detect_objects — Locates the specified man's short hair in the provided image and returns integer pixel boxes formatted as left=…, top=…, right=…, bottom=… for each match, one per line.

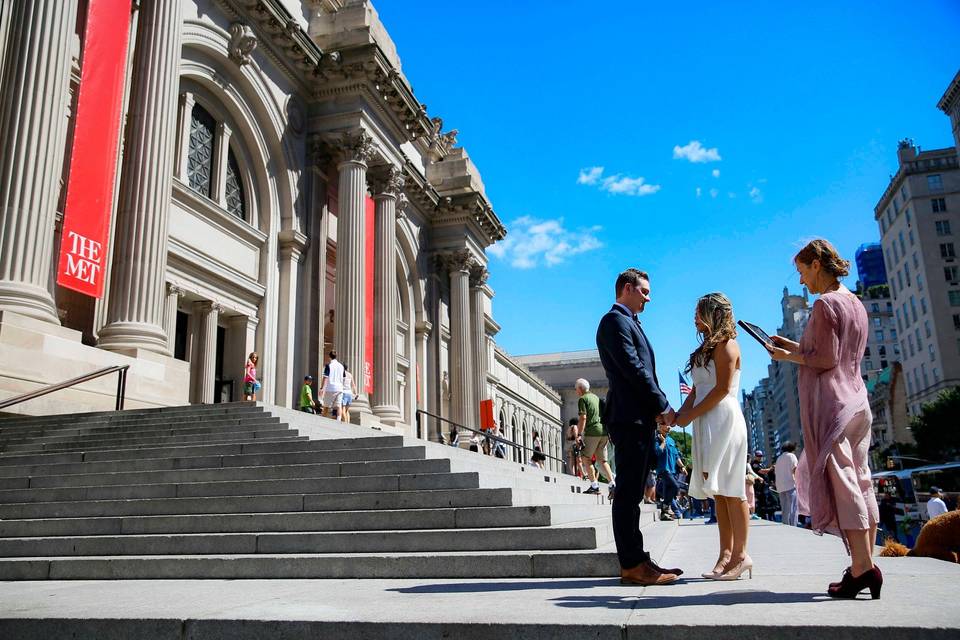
left=781, top=442, right=796, bottom=453
left=328, top=350, right=337, bottom=360
left=568, top=417, right=578, bottom=426
left=615, top=268, right=650, bottom=297
left=575, top=378, right=590, bottom=392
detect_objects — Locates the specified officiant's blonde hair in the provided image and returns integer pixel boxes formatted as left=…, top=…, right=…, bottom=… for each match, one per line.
left=686, top=293, right=737, bottom=373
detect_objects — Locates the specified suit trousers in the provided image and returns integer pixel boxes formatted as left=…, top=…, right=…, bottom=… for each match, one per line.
left=610, top=424, right=656, bottom=569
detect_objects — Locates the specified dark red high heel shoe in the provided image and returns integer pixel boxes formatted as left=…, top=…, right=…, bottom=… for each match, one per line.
left=829, top=567, right=851, bottom=589
left=827, top=565, right=882, bottom=599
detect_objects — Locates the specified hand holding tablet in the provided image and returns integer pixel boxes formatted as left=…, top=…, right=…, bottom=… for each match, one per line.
left=737, top=320, right=774, bottom=349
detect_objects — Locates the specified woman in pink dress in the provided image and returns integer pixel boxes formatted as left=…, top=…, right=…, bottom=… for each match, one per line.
left=767, top=239, right=881, bottom=599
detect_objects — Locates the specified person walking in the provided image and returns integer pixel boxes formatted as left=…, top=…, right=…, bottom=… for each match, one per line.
left=926, top=487, right=948, bottom=520
left=319, top=350, right=345, bottom=420
left=242, top=352, right=259, bottom=401
left=531, top=429, right=547, bottom=468
left=655, top=424, right=682, bottom=520
left=596, top=268, right=682, bottom=586
left=767, top=238, right=882, bottom=599
left=299, top=375, right=317, bottom=413
left=341, top=364, right=358, bottom=423
left=575, top=378, right=614, bottom=495
left=675, top=293, right=752, bottom=581
left=775, top=442, right=800, bottom=526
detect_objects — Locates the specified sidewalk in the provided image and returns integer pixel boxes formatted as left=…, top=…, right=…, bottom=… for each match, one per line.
left=0, top=520, right=957, bottom=639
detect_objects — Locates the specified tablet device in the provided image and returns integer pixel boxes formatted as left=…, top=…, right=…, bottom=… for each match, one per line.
left=737, top=320, right=774, bottom=348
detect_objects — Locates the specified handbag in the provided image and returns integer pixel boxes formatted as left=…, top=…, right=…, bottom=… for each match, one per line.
left=253, top=380, right=262, bottom=392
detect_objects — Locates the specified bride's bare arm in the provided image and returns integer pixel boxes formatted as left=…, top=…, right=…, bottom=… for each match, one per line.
left=674, top=340, right=739, bottom=427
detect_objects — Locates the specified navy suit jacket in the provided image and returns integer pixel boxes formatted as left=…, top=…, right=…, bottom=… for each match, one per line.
left=595, top=304, right=670, bottom=438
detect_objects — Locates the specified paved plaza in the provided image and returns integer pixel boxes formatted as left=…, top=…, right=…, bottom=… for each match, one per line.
left=1, top=520, right=957, bottom=639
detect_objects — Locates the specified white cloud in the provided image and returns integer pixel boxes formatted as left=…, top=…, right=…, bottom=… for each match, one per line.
left=601, top=175, right=661, bottom=196
left=709, top=188, right=719, bottom=198
left=749, top=186, right=763, bottom=203
left=728, top=192, right=737, bottom=199
left=712, top=169, right=721, bottom=178
left=577, top=166, right=604, bottom=185
left=578, top=166, right=660, bottom=197
left=489, top=216, right=604, bottom=269
left=696, top=187, right=702, bottom=198
left=673, top=140, right=722, bottom=163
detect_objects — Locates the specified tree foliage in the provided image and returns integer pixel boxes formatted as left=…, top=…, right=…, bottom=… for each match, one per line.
left=910, top=386, right=960, bottom=462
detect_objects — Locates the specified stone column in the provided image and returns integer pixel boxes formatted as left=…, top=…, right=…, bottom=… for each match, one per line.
left=192, top=301, right=220, bottom=404
left=211, top=122, right=232, bottom=207
left=228, top=314, right=258, bottom=401
left=332, top=130, right=375, bottom=418
left=276, top=229, right=307, bottom=408
left=173, top=91, right=196, bottom=182
left=0, top=0, right=79, bottom=323
left=163, top=283, right=183, bottom=355
left=469, top=264, right=490, bottom=414
left=415, top=319, right=432, bottom=438
left=98, top=0, right=183, bottom=354
left=440, top=250, right=476, bottom=431
left=369, top=166, right=404, bottom=424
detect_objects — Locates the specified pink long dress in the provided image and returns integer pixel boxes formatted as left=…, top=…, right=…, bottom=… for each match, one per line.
left=794, top=289, right=879, bottom=542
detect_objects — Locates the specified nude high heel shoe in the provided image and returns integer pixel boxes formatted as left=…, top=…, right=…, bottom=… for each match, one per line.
left=712, top=555, right=753, bottom=581
left=702, top=555, right=731, bottom=579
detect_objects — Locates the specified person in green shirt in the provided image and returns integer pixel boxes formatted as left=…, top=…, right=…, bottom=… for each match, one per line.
left=299, top=375, right=317, bottom=413
left=576, top=378, right=614, bottom=495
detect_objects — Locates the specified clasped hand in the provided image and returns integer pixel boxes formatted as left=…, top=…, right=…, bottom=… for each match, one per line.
left=766, top=334, right=799, bottom=361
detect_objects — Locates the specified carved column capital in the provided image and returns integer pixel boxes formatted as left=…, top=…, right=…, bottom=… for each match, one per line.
left=228, top=23, right=258, bottom=66
left=436, top=249, right=473, bottom=274
left=368, top=165, right=405, bottom=198
left=469, top=264, right=489, bottom=288
left=166, top=283, right=184, bottom=297
left=332, top=129, right=377, bottom=166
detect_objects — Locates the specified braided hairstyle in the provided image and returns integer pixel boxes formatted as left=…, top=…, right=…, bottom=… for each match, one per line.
left=685, top=292, right=737, bottom=373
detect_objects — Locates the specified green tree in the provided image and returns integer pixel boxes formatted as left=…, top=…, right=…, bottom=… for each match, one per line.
left=669, top=429, right=693, bottom=468
left=910, top=387, right=960, bottom=462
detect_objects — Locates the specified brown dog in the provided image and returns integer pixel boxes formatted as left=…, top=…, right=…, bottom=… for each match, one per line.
left=880, top=510, right=960, bottom=563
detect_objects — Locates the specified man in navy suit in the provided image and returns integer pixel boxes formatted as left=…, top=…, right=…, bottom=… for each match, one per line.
left=596, top=268, right=683, bottom=585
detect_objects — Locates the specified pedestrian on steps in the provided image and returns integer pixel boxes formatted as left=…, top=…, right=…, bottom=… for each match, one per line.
left=243, top=352, right=260, bottom=401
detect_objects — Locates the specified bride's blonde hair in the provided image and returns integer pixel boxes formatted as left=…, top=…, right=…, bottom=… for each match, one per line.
left=686, top=293, right=737, bottom=373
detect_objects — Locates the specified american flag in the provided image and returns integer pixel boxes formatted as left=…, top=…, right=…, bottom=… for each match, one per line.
left=678, top=371, right=692, bottom=396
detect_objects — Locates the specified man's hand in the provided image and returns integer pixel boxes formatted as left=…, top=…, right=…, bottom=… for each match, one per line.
left=659, top=408, right=676, bottom=426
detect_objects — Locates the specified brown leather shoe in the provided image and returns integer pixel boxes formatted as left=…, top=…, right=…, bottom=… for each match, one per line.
left=620, top=561, right=679, bottom=585
left=648, top=559, right=684, bottom=576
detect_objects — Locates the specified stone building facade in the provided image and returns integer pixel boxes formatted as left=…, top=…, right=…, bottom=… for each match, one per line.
left=0, top=0, right=562, bottom=458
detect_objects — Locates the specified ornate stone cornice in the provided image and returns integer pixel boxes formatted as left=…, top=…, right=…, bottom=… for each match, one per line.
left=395, top=193, right=409, bottom=219
left=435, top=249, right=474, bottom=275
left=368, top=165, right=405, bottom=197
left=434, top=193, right=507, bottom=245
left=323, top=129, right=378, bottom=165
left=425, top=116, right=459, bottom=162
left=228, top=22, right=258, bottom=65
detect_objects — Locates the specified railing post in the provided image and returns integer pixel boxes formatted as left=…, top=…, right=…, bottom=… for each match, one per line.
left=115, top=369, right=123, bottom=411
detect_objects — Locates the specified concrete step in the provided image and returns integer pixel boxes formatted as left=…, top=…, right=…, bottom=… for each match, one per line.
left=0, top=471, right=482, bottom=504
left=0, top=415, right=283, bottom=442
left=8, top=458, right=452, bottom=490
left=0, top=403, right=266, bottom=430
left=0, top=434, right=403, bottom=467
left=0, top=504, right=593, bottom=537
left=0, top=546, right=624, bottom=580
left=1, top=427, right=300, bottom=453
left=0, top=487, right=517, bottom=519
left=0, top=444, right=428, bottom=479
left=0, top=410, right=276, bottom=436
left=0, top=521, right=604, bottom=557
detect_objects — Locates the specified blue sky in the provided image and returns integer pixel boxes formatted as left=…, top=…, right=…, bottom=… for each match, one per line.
left=375, top=1, right=960, bottom=410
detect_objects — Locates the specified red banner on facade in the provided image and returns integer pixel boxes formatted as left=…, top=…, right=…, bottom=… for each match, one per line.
left=364, top=196, right=375, bottom=394
left=480, top=399, right=495, bottom=431
left=57, top=0, right=132, bottom=298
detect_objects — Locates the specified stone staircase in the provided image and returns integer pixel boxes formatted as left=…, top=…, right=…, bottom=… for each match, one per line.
left=0, top=403, right=662, bottom=580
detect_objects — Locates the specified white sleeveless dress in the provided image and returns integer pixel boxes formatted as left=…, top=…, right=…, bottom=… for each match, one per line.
left=687, top=362, right=748, bottom=501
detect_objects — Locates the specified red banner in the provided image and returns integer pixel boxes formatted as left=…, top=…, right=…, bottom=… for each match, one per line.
left=364, top=195, right=375, bottom=394
left=480, top=399, right=495, bottom=431
left=57, top=0, right=132, bottom=298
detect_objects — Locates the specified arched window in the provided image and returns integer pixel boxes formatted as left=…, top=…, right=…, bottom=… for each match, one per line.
left=187, top=104, right=215, bottom=197
left=224, top=149, right=245, bottom=220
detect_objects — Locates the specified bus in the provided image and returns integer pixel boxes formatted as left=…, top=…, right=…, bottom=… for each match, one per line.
left=872, top=462, right=960, bottom=544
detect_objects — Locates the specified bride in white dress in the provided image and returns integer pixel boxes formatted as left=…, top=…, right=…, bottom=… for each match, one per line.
left=674, top=293, right=752, bottom=580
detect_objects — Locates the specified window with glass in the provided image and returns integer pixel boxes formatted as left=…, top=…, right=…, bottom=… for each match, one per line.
left=929, top=344, right=936, bottom=362
left=878, top=345, right=887, bottom=357
left=932, top=198, right=947, bottom=213
left=224, top=150, right=245, bottom=220
left=936, top=220, right=952, bottom=236
left=908, top=333, right=915, bottom=355
left=921, top=297, right=927, bottom=314
left=873, top=317, right=881, bottom=328
left=933, top=367, right=939, bottom=383
left=904, top=263, right=911, bottom=286
left=941, top=243, right=956, bottom=259
left=187, top=104, right=216, bottom=197
left=946, top=266, right=959, bottom=283
left=925, top=320, right=931, bottom=339
left=910, top=296, right=917, bottom=323
left=898, top=270, right=904, bottom=291
left=895, top=308, right=902, bottom=331
left=891, top=328, right=898, bottom=340
left=922, top=363, right=929, bottom=388
left=918, top=274, right=924, bottom=292
left=899, top=231, right=906, bottom=256
left=949, top=290, right=960, bottom=307
left=915, top=328, right=922, bottom=351
left=893, top=343, right=900, bottom=356
left=874, top=330, right=884, bottom=342
left=928, top=174, right=944, bottom=192
left=913, top=252, right=919, bottom=268
left=906, top=208, right=912, bottom=227
left=871, top=303, right=880, bottom=313
left=864, top=359, right=873, bottom=371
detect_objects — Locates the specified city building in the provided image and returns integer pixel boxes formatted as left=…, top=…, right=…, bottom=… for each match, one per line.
left=741, top=377, right=779, bottom=460
left=765, top=287, right=811, bottom=448
left=855, top=243, right=888, bottom=290
left=867, top=363, right=912, bottom=460
left=858, top=284, right=899, bottom=381
left=874, top=137, right=960, bottom=415
left=938, top=69, right=960, bottom=152
left=516, top=349, right=609, bottom=466
left=0, top=1, right=564, bottom=467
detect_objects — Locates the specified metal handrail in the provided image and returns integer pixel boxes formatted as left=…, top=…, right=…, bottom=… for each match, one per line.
left=415, top=408, right=564, bottom=465
left=0, top=365, right=130, bottom=413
